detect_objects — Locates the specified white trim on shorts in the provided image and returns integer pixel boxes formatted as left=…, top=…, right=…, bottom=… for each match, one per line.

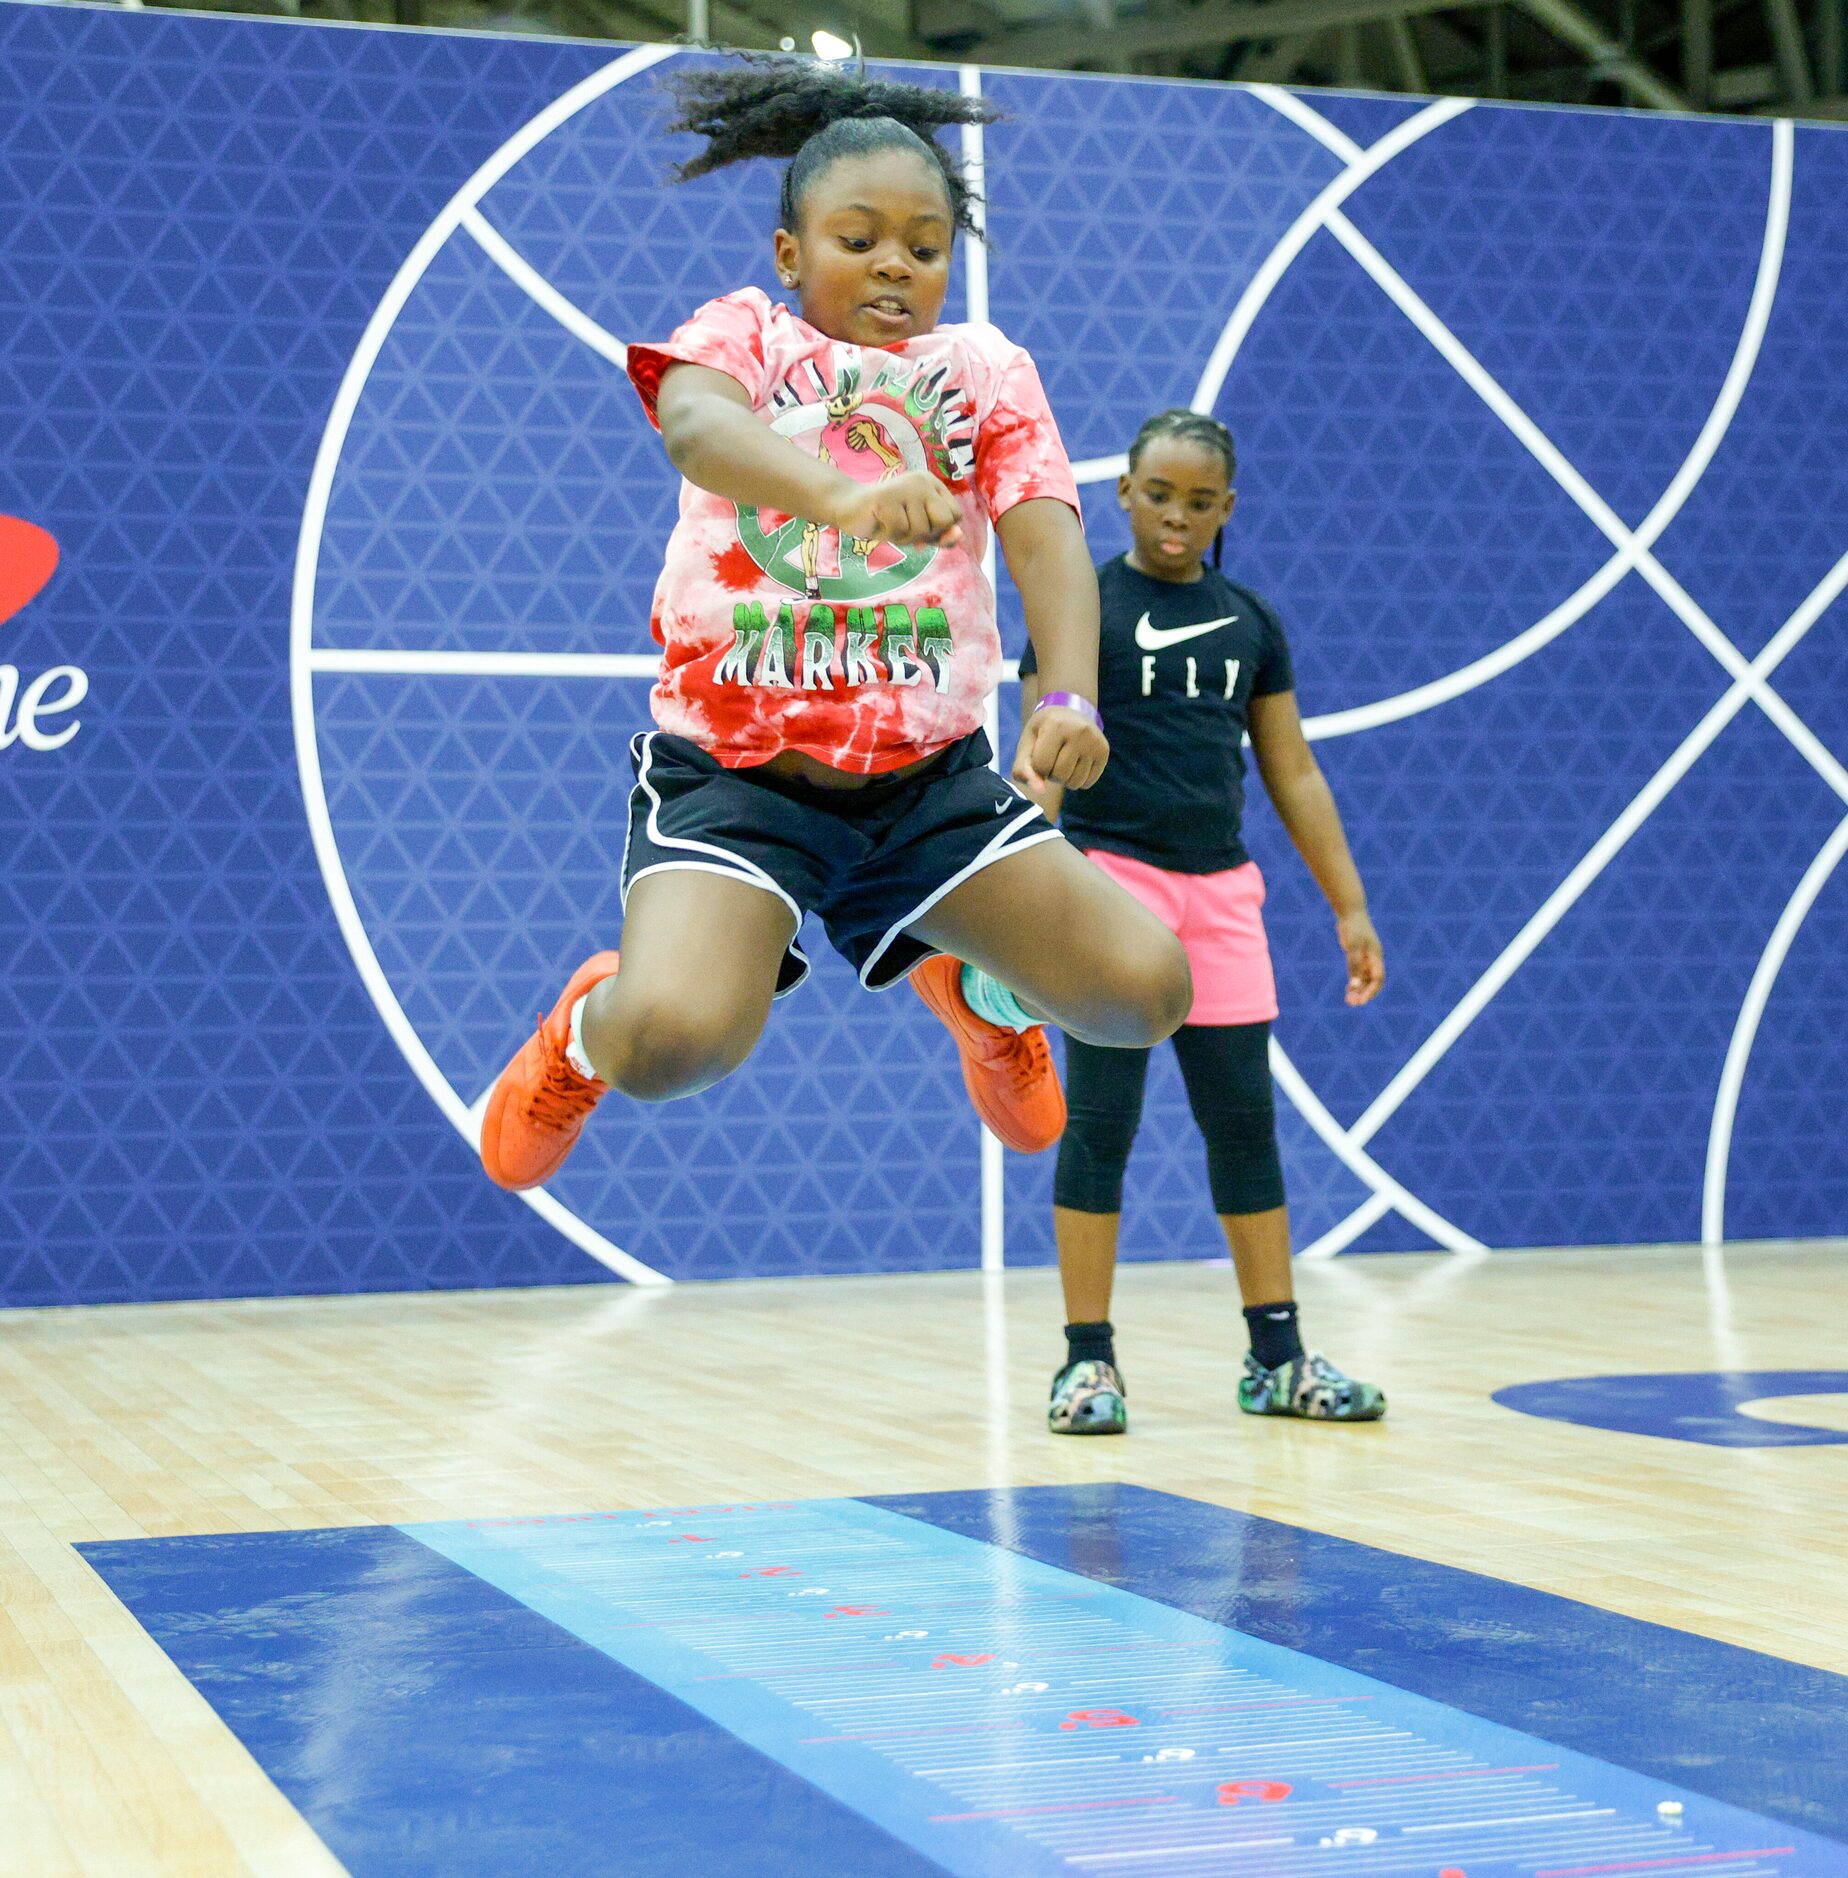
left=857, top=808, right=1065, bottom=991
left=623, top=732, right=811, bottom=997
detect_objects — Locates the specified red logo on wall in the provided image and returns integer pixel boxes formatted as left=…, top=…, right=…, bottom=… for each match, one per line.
left=0, top=516, right=86, bottom=752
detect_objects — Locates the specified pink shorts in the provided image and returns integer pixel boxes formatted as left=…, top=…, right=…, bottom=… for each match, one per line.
left=1086, top=849, right=1279, bottom=1027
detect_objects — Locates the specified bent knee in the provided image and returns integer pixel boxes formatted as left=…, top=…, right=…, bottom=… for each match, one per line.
left=1072, top=935, right=1192, bottom=1047
left=1127, top=936, right=1193, bottom=1044
left=595, top=1003, right=756, bottom=1103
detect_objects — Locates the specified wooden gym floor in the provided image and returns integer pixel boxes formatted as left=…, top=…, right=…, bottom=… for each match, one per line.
left=2, top=1239, right=1844, bottom=1875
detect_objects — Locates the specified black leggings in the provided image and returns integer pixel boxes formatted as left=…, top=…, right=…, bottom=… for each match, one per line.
left=1053, top=1022, right=1286, bottom=1218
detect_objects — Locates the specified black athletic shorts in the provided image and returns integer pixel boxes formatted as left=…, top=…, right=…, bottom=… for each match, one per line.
left=621, top=729, right=1061, bottom=995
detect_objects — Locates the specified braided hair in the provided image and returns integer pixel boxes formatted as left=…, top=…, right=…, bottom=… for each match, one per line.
left=663, top=56, right=998, bottom=237
left=1127, top=408, right=1238, bottom=569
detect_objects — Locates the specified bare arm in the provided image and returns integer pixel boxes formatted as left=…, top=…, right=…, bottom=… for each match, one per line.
left=996, top=498, right=1106, bottom=792
left=1014, top=666, right=1066, bottom=822
left=1248, top=688, right=1384, bottom=1006
left=654, top=362, right=961, bottom=547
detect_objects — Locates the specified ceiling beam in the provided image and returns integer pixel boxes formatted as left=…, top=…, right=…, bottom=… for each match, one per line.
left=1385, top=12, right=1429, bottom=88
left=976, top=0, right=1468, bottom=70
left=1512, top=0, right=1689, bottom=106
left=1233, top=26, right=1327, bottom=77
left=972, top=0, right=1686, bottom=109
left=1762, top=0, right=1814, bottom=103
left=1823, top=0, right=1846, bottom=95
left=1680, top=0, right=1712, bottom=102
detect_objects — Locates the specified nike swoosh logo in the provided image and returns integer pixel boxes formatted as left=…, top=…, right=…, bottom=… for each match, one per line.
left=1133, top=610, right=1237, bottom=652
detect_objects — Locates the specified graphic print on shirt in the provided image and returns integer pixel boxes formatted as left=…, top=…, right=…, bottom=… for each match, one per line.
left=1134, top=607, right=1244, bottom=701
left=631, top=288, right=1080, bottom=772
left=716, top=349, right=979, bottom=701
left=1023, top=557, right=1294, bottom=872
left=1132, top=610, right=1239, bottom=653
left=739, top=351, right=977, bottom=607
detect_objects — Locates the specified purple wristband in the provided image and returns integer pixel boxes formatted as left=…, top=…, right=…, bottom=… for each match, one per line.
left=1032, top=690, right=1104, bottom=733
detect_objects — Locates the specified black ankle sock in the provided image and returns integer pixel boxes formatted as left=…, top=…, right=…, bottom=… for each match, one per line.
left=1243, top=1301, right=1303, bottom=1372
left=1064, top=1320, right=1116, bottom=1371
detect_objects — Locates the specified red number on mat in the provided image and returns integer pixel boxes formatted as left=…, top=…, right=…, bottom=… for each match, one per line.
left=931, top=1653, right=995, bottom=1668
left=1060, top=1709, right=1139, bottom=1730
left=671, top=1534, right=715, bottom=1543
left=826, top=1605, right=887, bottom=1618
left=738, top=1566, right=800, bottom=1577
left=1217, top=1780, right=1292, bottom=1806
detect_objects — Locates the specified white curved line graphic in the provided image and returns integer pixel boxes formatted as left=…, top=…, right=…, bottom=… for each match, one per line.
left=1190, top=95, right=1474, bottom=422
left=311, top=649, right=659, bottom=679
left=1297, top=1189, right=1391, bottom=1262
left=1177, top=93, right=1488, bottom=1256
left=1248, top=83, right=1368, bottom=164
left=1060, top=89, right=1451, bottom=490
left=1063, top=104, right=1797, bottom=769
left=1287, top=110, right=1793, bottom=742
left=1351, top=548, right=1848, bottom=1155
left=960, top=64, right=1010, bottom=1275
left=1703, top=813, right=1848, bottom=1247
left=1269, top=1040, right=1486, bottom=1254
left=463, top=207, right=630, bottom=370
left=291, top=41, right=680, bottom=1287
left=1325, top=168, right=1847, bottom=814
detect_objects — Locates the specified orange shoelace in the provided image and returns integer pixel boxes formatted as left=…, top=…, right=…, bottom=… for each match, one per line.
left=523, top=1022, right=604, bottom=1129
left=1003, top=1028, right=1052, bottom=1094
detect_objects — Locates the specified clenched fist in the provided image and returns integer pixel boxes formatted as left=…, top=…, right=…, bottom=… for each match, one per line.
left=829, top=472, right=963, bottom=549
left=1013, top=705, right=1108, bottom=792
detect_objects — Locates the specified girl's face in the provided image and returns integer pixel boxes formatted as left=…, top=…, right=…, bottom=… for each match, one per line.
left=773, top=148, right=953, bottom=348
left=1118, top=435, right=1236, bottom=582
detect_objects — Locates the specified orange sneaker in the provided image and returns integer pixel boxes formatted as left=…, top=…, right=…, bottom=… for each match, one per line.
left=910, top=953, right=1065, bottom=1154
left=481, top=951, right=621, bottom=1191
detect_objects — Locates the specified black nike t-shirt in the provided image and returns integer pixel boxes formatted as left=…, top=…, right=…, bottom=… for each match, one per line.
left=1020, top=555, right=1295, bottom=874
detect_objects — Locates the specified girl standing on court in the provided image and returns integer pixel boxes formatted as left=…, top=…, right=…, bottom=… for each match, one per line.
left=479, top=60, right=1191, bottom=1196
left=1009, top=409, right=1387, bottom=1432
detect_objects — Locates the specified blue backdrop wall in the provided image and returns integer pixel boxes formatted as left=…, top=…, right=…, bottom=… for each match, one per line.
left=2, top=0, right=1844, bottom=1304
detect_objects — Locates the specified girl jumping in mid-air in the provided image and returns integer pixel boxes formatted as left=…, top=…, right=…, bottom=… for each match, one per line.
left=480, top=59, right=1190, bottom=1196
left=1003, top=409, right=1388, bottom=1432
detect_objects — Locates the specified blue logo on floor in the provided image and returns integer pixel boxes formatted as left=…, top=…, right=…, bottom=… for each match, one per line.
left=1494, top=1370, right=1848, bottom=1446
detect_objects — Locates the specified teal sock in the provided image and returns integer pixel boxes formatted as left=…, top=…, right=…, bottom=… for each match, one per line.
left=960, top=963, right=1037, bottom=1032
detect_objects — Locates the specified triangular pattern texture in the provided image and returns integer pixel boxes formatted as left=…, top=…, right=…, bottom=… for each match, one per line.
left=0, top=7, right=1843, bottom=1308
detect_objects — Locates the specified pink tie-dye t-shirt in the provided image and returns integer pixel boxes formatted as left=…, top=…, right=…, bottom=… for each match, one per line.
left=627, top=287, right=1080, bottom=774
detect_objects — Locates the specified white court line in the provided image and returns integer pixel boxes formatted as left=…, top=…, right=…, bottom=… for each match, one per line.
left=1243, top=99, right=1793, bottom=745
left=461, top=207, right=629, bottom=371
left=1071, top=1839, right=1295, bottom=1866
left=1249, top=82, right=1368, bottom=164
left=1269, top=1043, right=1487, bottom=1254
left=1059, top=92, right=1480, bottom=1256
left=1190, top=97, right=1475, bottom=430
left=1064, top=94, right=1471, bottom=491
left=310, top=648, right=659, bottom=679
left=1253, top=95, right=1798, bottom=1255
left=958, top=67, right=992, bottom=340
left=1326, top=146, right=1848, bottom=1154
left=963, top=65, right=1010, bottom=1277
left=1403, top=1807, right=1613, bottom=1833
left=1164, top=93, right=1488, bottom=1254
left=1068, top=450, right=1130, bottom=484
left=1325, top=194, right=1848, bottom=814
left=1704, top=811, right=1848, bottom=1245
left=291, top=40, right=681, bottom=1288
left=1352, top=550, right=1848, bottom=1153
left=1296, top=1189, right=1392, bottom=1262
